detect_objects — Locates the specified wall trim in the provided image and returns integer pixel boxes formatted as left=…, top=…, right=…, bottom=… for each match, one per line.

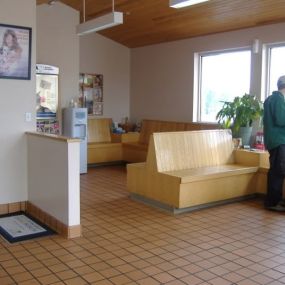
left=0, top=201, right=82, bottom=239
left=0, top=201, right=26, bottom=215
left=26, top=202, right=81, bottom=239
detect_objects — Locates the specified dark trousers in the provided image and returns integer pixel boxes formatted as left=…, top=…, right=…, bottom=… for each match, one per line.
left=265, top=145, right=285, bottom=207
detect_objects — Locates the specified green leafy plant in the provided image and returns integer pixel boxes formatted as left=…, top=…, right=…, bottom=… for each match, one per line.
left=216, top=94, right=263, bottom=134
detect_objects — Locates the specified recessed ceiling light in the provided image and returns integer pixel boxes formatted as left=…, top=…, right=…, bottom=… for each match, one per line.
left=170, top=0, right=209, bottom=9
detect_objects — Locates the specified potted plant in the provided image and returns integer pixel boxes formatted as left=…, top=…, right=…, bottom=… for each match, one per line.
left=216, top=94, right=263, bottom=146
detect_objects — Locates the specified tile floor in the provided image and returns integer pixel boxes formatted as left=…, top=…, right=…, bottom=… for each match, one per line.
left=1, top=165, right=285, bottom=284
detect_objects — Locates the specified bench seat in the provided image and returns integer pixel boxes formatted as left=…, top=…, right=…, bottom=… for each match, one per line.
left=123, top=119, right=219, bottom=162
left=88, top=118, right=123, bottom=164
left=127, top=130, right=269, bottom=212
left=88, top=142, right=122, bottom=164
left=122, top=142, right=148, bottom=150
left=164, top=164, right=258, bottom=183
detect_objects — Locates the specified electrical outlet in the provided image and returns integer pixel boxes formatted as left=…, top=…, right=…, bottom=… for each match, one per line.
left=25, top=112, right=32, bottom=122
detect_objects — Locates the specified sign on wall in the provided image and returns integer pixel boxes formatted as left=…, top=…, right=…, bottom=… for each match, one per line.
left=79, top=73, right=103, bottom=115
left=0, top=23, right=32, bottom=80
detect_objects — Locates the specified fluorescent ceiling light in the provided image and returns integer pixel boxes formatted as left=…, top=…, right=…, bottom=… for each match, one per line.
left=77, top=11, right=123, bottom=36
left=170, top=0, right=209, bottom=8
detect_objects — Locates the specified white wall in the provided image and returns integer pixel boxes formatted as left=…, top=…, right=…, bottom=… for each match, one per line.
left=0, top=0, right=36, bottom=204
left=36, top=3, right=79, bottom=113
left=130, top=22, right=285, bottom=123
left=80, top=33, right=130, bottom=123
left=27, top=135, right=80, bottom=226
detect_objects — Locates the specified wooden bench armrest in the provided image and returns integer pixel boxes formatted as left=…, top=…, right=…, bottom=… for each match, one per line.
left=234, top=149, right=269, bottom=167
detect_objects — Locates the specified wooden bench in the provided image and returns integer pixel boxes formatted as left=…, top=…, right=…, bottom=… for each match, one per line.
left=122, top=119, right=219, bottom=162
left=127, top=129, right=269, bottom=212
left=88, top=118, right=122, bottom=164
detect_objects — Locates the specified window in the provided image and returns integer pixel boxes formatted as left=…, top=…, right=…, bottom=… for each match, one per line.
left=196, top=50, right=251, bottom=122
left=267, top=45, right=285, bottom=96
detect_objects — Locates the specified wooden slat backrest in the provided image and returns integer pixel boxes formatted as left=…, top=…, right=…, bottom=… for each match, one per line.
left=152, top=130, right=234, bottom=172
left=138, top=119, right=219, bottom=145
left=88, top=118, right=112, bottom=143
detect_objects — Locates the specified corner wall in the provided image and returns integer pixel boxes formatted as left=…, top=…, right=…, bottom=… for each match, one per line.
left=130, top=22, right=285, bottom=123
left=80, top=34, right=130, bottom=123
left=0, top=0, right=36, bottom=204
left=36, top=3, right=80, bottom=112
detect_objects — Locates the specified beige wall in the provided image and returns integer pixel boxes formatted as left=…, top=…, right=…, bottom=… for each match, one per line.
left=130, top=22, right=285, bottom=123
left=80, top=33, right=130, bottom=123
left=36, top=3, right=79, bottom=117
left=0, top=0, right=36, bottom=204
left=27, top=135, right=80, bottom=226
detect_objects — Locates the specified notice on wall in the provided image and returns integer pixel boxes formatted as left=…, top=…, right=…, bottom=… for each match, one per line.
left=79, top=73, right=103, bottom=115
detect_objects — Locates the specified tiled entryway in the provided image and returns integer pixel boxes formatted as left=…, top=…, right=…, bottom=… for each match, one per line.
left=1, top=165, right=285, bottom=284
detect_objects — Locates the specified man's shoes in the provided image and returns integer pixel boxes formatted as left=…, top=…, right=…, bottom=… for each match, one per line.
left=265, top=202, right=285, bottom=212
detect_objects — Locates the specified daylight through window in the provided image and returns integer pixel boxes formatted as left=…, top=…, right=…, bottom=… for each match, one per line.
left=198, top=50, right=251, bottom=122
left=268, top=45, right=285, bottom=96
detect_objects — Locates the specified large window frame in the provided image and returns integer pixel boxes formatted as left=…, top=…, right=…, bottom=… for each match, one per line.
left=193, top=48, right=252, bottom=123
left=264, top=42, right=285, bottom=100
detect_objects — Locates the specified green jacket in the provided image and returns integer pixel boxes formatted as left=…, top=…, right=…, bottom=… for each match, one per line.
left=263, top=91, right=285, bottom=150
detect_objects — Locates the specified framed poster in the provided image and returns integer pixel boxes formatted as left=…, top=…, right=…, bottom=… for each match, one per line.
left=93, top=103, right=103, bottom=116
left=0, top=23, right=32, bottom=80
left=79, top=73, right=103, bottom=115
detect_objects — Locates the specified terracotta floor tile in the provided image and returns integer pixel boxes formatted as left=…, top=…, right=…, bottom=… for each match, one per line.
left=208, top=277, right=233, bottom=285
left=223, top=272, right=245, bottom=283
left=55, top=270, right=78, bottom=280
left=99, top=267, right=121, bottom=278
left=2, top=166, right=285, bottom=285
left=91, top=279, right=114, bottom=285
left=30, top=267, right=52, bottom=278
left=153, top=272, right=176, bottom=283
left=181, top=274, right=204, bottom=285
left=168, top=268, right=189, bottom=278
left=64, top=277, right=88, bottom=285
left=109, top=274, right=132, bottom=285
left=37, top=274, right=60, bottom=285
left=82, top=271, right=105, bottom=283
left=142, top=265, right=163, bottom=275
left=0, top=276, right=16, bottom=284
left=12, top=271, right=34, bottom=282
left=194, top=270, right=217, bottom=281
left=237, top=279, right=260, bottom=285
left=74, top=265, right=95, bottom=275
left=250, top=273, right=274, bottom=284
left=165, top=280, right=186, bottom=285
left=125, top=269, right=147, bottom=281
left=18, top=279, right=41, bottom=285
left=137, top=277, right=160, bottom=285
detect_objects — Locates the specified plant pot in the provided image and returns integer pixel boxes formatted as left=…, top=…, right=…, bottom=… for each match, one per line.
left=237, top=126, right=253, bottom=146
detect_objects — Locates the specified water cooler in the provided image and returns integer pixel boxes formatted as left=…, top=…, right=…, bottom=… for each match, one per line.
left=63, top=108, right=88, bottom=174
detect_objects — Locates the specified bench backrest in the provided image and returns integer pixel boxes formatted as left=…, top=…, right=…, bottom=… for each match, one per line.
left=88, top=118, right=112, bottom=143
left=139, top=119, right=219, bottom=145
left=146, top=129, right=234, bottom=172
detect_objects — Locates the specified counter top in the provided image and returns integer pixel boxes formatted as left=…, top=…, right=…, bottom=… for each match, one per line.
left=26, top=132, right=81, bottom=143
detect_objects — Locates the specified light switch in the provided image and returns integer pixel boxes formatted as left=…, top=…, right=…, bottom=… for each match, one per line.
left=25, top=112, right=32, bottom=122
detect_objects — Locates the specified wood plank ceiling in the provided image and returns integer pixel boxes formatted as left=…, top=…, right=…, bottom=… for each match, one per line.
left=37, top=0, right=285, bottom=48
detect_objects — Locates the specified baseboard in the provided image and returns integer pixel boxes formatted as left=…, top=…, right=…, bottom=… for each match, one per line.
left=88, top=160, right=126, bottom=168
left=130, top=193, right=260, bottom=215
left=26, top=202, right=81, bottom=239
left=0, top=201, right=27, bottom=215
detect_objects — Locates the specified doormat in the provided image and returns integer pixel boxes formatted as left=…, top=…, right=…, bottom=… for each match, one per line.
left=0, top=212, right=55, bottom=243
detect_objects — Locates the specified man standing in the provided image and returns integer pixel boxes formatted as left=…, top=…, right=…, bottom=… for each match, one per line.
left=263, top=75, right=285, bottom=211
